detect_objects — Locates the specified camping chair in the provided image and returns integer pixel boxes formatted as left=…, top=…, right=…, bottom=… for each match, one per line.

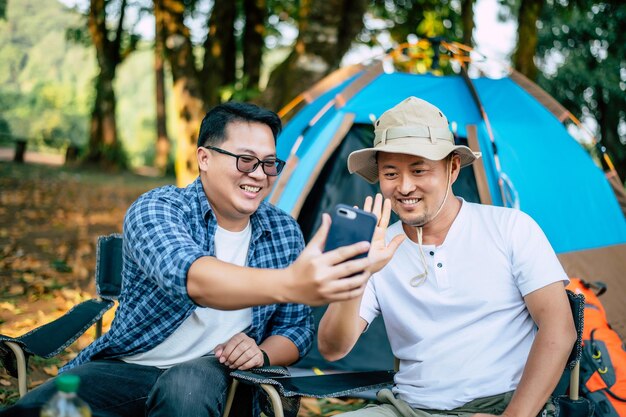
left=225, top=290, right=587, bottom=417
left=0, top=234, right=123, bottom=397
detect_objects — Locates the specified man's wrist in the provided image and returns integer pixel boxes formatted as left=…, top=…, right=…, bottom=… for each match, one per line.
left=274, top=268, right=292, bottom=304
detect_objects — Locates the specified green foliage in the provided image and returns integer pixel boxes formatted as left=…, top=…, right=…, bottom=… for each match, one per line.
left=0, top=0, right=176, bottom=168
left=537, top=1, right=625, bottom=106
left=536, top=0, right=626, bottom=176
left=66, top=25, right=92, bottom=48
left=366, top=0, right=464, bottom=45
left=0, top=0, right=95, bottom=153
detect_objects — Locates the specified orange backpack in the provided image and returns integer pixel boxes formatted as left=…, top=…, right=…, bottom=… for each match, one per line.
left=566, top=278, right=626, bottom=416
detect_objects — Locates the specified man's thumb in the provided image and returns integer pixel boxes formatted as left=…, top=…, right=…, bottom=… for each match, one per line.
left=307, top=213, right=331, bottom=251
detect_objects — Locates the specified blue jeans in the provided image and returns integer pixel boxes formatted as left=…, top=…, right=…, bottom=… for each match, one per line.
left=15, top=357, right=252, bottom=417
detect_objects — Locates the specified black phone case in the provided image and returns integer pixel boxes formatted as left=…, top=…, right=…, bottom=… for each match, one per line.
left=324, top=204, right=377, bottom=259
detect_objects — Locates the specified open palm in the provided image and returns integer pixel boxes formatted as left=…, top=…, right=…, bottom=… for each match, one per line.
left=362, top=194, right=405, bottom=274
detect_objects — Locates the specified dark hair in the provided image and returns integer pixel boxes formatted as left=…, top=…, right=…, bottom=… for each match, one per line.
left=196, top=102, right=282, bottom=148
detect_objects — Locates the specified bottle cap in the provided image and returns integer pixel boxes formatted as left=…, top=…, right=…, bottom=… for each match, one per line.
left=56, top=374, right=80, bottom=393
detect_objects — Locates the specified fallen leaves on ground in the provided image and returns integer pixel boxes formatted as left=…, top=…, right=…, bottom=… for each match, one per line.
left=300, top=398, right=373, bottom=417
left=0, top=162, right=171, bottom=406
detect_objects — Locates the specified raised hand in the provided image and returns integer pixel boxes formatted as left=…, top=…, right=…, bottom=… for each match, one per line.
left=285, top=214, right=373, bottom=306
left=362, top=194, right=405, bottom=274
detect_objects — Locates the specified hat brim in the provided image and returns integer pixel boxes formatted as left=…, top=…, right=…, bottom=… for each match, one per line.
left=347, top=141, right=481, bottom=184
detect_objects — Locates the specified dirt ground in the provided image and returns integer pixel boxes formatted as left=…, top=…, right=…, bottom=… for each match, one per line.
left=0, top=161, right=172, bottom=405
left=0, top=161, right=368, bottom=415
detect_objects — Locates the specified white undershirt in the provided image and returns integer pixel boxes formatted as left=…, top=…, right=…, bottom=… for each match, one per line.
left=122, top=222, right=253, bottom=368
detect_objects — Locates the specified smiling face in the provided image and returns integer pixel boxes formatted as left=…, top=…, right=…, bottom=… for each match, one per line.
left=377, top=152, right=460, bottom=229
left=198, top=121, right=278, bottom=231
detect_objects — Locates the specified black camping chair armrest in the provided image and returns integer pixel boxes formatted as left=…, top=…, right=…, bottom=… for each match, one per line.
left=230, top=368, right=395, bottom=398
left=552, top=290, right=586, bottom=398
left=566, top=290, right=584, bottom=370
left=0, top=299, right=114, bottom=377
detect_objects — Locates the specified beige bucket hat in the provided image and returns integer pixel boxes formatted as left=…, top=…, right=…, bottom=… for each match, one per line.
left=347, top=97, right=481, bottom=183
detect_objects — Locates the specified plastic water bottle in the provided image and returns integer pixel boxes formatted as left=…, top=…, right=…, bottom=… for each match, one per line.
left=40, top=374, right=92, bottom=417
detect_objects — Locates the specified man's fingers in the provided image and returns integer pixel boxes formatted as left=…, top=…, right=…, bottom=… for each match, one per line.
left=388, top=234, right=405, bottom=252
left=334, top=257, right=371, bottom=279
left=216, top=333, right=260, bottom=368
left=214, top=344, right=224, bottom=357
left=218, top=336, right=245, bottom=363
left=307, top=213, right=331, bottom=251
left=363, top=195, right=373, bottom=213
left=231, top=349, right=261, bottom=369
left=227, top=346, right=251, bottom=367
left=320, top=273, right=369, bottom=301
left=379, top=198, right=392, bottom=229
left=236, top=353, right=263, bottom=370
left=372, top=193, right=383, bottom=221
left=323, top=241, right=370, bottom=266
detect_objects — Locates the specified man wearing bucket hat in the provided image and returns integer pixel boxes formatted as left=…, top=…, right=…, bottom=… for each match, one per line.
left=318, top=97, right=576, bottom=417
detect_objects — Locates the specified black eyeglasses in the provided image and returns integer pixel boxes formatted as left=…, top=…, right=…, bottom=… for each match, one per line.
left=204, top=146, right=286, bottom=176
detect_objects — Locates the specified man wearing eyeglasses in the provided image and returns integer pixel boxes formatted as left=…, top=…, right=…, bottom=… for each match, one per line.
left=14, top=102, right=380, bottom=417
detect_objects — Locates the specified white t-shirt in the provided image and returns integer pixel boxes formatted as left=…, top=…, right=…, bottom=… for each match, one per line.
left=122, top=223, right=253, bottom=368
left=359, top=199, right=568, bottom=410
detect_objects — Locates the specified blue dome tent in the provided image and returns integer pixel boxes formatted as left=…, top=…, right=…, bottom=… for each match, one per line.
left=267, top=48, right=626, bottom=371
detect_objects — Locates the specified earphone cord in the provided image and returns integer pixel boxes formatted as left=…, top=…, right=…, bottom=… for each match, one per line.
left=410, top=158, right=452, bottom=287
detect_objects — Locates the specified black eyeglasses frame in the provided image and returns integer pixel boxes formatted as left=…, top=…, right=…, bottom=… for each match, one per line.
left=204, top=146, right=286, bottom=176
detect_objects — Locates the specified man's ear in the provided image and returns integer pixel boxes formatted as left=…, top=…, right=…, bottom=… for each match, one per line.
left=197, top=147, right=210, bottom=172
left=450, top=154, right=462, bottom=184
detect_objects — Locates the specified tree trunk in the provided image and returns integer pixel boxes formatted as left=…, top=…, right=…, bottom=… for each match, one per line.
left=201, top=0, right=237, bottom=107
left=84, top=0, right=126, bottom=168
left=154, top=3, right=170, bottom=175
left=156, top=0, right=205, bottom=187
left=261, top=0, right=367, bottom=111
left=461, top=0, right=475, bottom=47
left=513, top=0, right=542, bottom=80
left=14, top=140, right=26, bottom=163
left=598, top=89, right=626, bottom=183
left=86, top=67, right=120, bottom=166
left=243, top=0, right=266, bottom=92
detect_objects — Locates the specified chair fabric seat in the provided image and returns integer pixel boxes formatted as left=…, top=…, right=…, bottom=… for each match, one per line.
left=0, top=299, right=114, bottom=377
left=231, top=367, right=395, bottom=398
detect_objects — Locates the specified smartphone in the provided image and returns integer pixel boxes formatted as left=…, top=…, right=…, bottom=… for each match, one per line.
left=324, top=204, right=377, bottom=259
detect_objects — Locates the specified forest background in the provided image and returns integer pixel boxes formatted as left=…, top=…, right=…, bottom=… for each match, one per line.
left=1, top=0, right=625, bottom=184
left=0, top=0, right=625, bottom=410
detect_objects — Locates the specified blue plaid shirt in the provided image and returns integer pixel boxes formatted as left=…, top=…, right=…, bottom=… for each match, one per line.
left=63, top=177, right=313, bottom=372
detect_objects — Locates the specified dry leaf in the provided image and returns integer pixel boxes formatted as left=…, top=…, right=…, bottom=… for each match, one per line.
left=43, top=365, right=58, bottom=376
left=0, top=379, right=12, bottom=386
left=8, top=284, right=24, bottom=296
left=30, top=379, right=46, bottom=388
left=0, top=302, right=17, bottom=312
left=22, top=273, right=36, bottom=283
left=300, top=398, right=321, bottom=414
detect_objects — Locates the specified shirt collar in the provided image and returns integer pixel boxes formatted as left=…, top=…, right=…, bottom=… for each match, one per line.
left=250, top=201, right=274, bottom=238
left=193, top=177, right=212, bottom=221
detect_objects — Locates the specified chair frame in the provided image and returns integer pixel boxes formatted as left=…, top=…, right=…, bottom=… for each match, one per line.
left=0, top=234, right=122, bottom=397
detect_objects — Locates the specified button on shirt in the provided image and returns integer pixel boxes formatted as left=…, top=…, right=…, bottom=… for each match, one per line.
left=62, top=177, right=314, bottom=371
